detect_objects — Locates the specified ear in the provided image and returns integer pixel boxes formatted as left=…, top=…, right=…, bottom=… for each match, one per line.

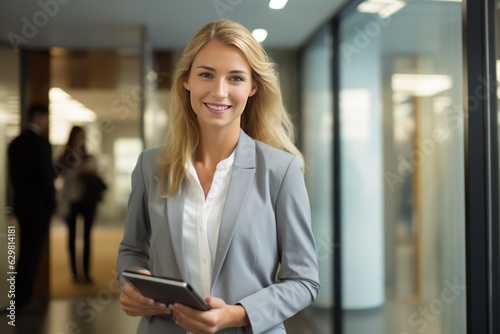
left=183, top=77, right=190, bottom=91
left=249, top=82, right=257, bottom=97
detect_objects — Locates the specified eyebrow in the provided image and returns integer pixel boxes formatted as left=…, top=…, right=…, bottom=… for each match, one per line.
left=195, top=65, right=249, bottom=75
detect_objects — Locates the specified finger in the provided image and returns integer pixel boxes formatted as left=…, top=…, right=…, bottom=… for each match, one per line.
left=124, top=270, right=158, bottom=308
left=170, top=303, right=199, bottom=318
left=170, top=304, right=211, bottom=332
left=120, top=283, right=170, bottom=316
left=137, top=269, right=152, bottom=275
left=122, top=302, right=170, bottom=316
left=121, top=296, right=171, bottom=317
left=120, top=291, right=159, bottom=315
left=123, top=283, right=155, bottom=305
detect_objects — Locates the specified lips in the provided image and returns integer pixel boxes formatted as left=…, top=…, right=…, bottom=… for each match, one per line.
left=204, top=103, right=231, bottom=114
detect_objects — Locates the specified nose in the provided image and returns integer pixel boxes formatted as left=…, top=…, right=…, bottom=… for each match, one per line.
left=211, top=78, right=227, bottom=99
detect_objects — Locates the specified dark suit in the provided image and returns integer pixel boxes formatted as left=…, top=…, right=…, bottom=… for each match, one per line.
left=8, top=127, right=56, bottom=305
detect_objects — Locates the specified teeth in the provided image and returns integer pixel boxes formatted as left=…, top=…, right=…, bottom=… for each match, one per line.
left=207, top=104, right=229, bottom=111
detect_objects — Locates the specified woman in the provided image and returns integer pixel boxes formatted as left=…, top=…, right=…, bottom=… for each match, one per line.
left=117, top=19, right=320, bottom=334
left=59, top=126, right=106, bottom=284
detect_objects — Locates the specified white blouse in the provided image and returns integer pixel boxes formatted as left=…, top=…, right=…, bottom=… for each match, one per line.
left=183, top=151, right=235, bottom=300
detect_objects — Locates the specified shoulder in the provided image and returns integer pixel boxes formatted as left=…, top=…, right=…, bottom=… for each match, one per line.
left=254, top=140, right=302, bottom=170
left=9, top=130, right=31, bottom=145
left=135, top=147, right=162, bottom=173
left=9, top=130, right=43, bottom=154
left=251, top=140, right=304, bottom=186
left=251, top=140, right=305, bottom=205
left=236, top=130, right=302, bottom=175
left=139, top=147, right=162, bottom=163
left=254, top=140, right=295, bottom=161
left=129, top=147, right=162, bottom=190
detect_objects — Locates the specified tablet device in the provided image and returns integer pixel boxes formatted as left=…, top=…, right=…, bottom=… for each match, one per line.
left=122, top=270, right=210, bottom=311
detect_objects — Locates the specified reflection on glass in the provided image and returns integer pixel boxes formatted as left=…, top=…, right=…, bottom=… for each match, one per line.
left=49, top=87, right=97, bottom=145
left=50, top=49, right=142, bottom=227
left=114, top=138, right=142, bottom=219
left=339, top=1, right=466, bottom=333
left=340, top=89, right=372, bottom=140
left=391, top=74, right=452, bottom=96
left=357, top=0, right=407, bottom=19
left=300, top=24, right=334, bottom=333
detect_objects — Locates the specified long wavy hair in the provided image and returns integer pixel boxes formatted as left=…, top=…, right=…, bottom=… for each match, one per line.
left=157, top=19, right=301, bottom=197
left=58, top=126, right=87, bottom=173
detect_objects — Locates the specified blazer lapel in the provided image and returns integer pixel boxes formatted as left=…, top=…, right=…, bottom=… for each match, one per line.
left=165, top=185, right=189, bottom=281
left=212, top=130, right=256, bottom=284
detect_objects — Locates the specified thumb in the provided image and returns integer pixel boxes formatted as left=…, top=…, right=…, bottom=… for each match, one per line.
left=138, top=269, right=151, bottom=275
left=206, top=296, right=226, bottom=309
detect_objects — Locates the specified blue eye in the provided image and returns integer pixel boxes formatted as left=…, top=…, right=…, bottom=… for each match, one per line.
left=230, top=76, right=243, bottom=82
left=200, top=72, right=212, bottom=78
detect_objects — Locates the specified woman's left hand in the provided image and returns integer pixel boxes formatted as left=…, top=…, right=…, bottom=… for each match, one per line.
left=169, top=296, right=249, bottom=334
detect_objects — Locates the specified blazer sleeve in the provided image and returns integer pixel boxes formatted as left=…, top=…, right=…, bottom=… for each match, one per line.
left=238, top=156, right=320, bottom=333
left=116, top=151, right=152, bottom=286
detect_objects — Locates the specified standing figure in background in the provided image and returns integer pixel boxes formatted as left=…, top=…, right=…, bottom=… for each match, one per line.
left=7, top=104, right=56, bottom=312
left=58, top=126, right=106, bottom=284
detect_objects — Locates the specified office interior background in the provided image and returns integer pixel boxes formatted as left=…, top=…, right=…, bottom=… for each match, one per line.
left=0, top=0, right=499, bottom=333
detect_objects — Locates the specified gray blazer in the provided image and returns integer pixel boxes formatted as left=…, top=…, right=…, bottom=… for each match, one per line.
left=117, top=130, right=320, bottom=334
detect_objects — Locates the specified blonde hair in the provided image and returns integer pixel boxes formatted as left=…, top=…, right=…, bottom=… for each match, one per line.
left=157, top=19, right=301, bottom=197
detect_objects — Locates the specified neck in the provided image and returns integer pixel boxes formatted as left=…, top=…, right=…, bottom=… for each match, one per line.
left=195, top=127, right=239, bottom=166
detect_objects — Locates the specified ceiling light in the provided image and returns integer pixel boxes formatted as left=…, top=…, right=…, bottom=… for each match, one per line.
left=357, top=0, right=406, bottom=19
left=379, top=1, right=406, bottom=19
left=252, top=29, right=268, bottom=43
left=269, top=0, right=288, bottom=10
left=357, top=2, right=386, bottom=13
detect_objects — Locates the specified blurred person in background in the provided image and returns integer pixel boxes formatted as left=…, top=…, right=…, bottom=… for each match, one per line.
left=5, top=104, right=56, bottom=313
left=57, top=126, right=106, bottom=284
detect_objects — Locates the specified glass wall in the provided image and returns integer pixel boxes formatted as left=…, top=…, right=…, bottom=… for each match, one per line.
left=50, top=49, right=142, bottom=226
left=338, top=1, right=466, bottom=333
left=301, top=25, right=334, bottom=334
left=48, top=49, right=143, bottom=299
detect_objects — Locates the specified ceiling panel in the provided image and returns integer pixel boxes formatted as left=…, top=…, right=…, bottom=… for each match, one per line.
left=0, top=0, right=345, bottom=50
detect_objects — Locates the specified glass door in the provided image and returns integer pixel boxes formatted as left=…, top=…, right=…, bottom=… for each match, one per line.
left=337, top=1, right=466, bottom=333
left=301, top=24, right=335, bottom=334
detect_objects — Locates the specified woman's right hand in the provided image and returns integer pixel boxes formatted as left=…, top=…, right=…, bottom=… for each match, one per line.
left=120, top=269, right=171, bottom=317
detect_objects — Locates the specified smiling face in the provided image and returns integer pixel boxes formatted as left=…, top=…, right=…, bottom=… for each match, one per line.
left=183, top=39, right=257, bottom=135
